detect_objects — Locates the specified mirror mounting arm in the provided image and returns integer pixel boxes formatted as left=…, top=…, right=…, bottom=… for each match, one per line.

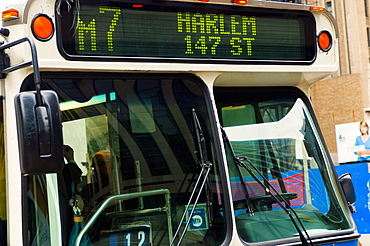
left=1, top=37, right=64, bottom=175
left=0, top=37, right=43, bottom=106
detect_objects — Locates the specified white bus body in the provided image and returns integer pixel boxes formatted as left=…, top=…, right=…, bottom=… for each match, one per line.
left=0, top=0, right=359, bottom=245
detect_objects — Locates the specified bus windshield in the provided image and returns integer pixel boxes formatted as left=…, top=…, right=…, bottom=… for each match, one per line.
left=214, top=87, right=353, bottom=244
left=22, top=74, right=228, bottom=246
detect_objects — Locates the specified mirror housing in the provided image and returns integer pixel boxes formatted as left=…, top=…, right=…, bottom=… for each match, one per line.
left=15, top=90, right=64, bottom=175
left=338, top=173, right=356, bottom=213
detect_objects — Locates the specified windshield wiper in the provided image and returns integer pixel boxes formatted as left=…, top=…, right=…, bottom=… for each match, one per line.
left=192, top=108, right=214, bottom=226
left=221, top=128, right=255, bottom=216
left=170, top=109, right=213, bottom=246
left=221, top=127, right=314, bottom=246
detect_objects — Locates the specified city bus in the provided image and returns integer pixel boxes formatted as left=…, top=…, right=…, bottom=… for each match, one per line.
left=0, top=0, right=361, bottom=245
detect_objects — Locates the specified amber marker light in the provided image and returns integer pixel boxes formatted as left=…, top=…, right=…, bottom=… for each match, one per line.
left=318, top=31, right=332, bottom=52
left=311, top=6, right=325, bottom=11
left=31, top=14, right=54, bottom=41
left=2, top=8, right=19, bottom=21
left=234, top=0, right=247, bottom=4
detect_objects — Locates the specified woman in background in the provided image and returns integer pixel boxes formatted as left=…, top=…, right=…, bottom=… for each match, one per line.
left=355, top=121, right=370, bottom=161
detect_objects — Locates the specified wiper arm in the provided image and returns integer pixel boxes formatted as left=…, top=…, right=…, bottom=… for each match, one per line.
left=192, top=108, right=214, bottom=226
left=222, top=127, right=314, bottom=246
left=221, top=128, right=254, bottom=216
left=170, top=109, right=213, bottom=246
left=170, top=161, right=212, bottom=246
left=236, top=156, right=313, bottom=246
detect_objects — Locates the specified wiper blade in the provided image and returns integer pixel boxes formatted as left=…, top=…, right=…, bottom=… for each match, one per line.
left=192, top=108, right=213, bottom=222
left=193, top=108, right=207, bottom=164
left=237, top=156, right=313, bottom=246
left=221, top=128, right=254, bottom=216
left=222, top=127, right=314, bottom=246
left=170, top=109, right=213, bottom=246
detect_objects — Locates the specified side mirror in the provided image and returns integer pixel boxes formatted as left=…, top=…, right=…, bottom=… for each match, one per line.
left=338, top=173, right=356, bottom=213
left=15, top=90, right=64, bottom=175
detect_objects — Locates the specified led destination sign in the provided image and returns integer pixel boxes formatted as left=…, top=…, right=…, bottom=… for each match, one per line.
left=59, top=1, right=316, bottom=63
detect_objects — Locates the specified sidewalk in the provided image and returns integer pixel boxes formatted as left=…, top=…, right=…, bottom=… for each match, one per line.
left=360, top=234, right=370, bottom=245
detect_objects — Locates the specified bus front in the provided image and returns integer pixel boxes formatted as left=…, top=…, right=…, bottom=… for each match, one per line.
left=0, top=0, right=360, bottom=245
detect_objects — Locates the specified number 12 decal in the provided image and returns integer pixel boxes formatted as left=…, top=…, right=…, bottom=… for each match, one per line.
left=124, top=231, right=146, bottom=246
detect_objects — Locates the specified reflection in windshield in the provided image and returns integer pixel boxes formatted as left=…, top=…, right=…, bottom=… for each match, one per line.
left=24, top=75, right=228, bottom=246
left=214, top=87, right=352, bottom=244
